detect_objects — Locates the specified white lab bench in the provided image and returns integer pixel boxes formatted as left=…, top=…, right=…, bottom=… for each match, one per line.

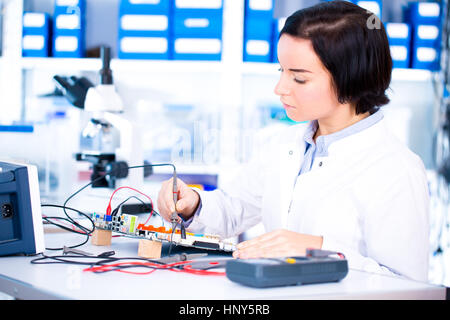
left=0, top=230, right=446, bottom=300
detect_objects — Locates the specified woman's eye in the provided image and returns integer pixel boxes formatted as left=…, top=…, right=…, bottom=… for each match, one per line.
left=278, top=67, right=306, bottom=83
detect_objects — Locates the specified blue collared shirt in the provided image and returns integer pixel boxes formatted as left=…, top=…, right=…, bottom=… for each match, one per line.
left=299, top=110, right=384, bottom=175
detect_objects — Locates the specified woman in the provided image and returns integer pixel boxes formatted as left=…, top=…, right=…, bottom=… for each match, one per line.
left=157, top=1, right=429, bottom=282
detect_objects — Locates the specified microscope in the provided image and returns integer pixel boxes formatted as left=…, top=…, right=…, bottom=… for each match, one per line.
left=54, top=46, right=147, bottom=189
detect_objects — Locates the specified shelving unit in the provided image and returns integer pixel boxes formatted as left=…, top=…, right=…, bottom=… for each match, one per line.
left=0, top=0, right=440, bottom=178
left=18, top=57, right=227, bottom=73
left=11, top=56, right=435, bottom=81
left=1, top=0, right=248, bottom=180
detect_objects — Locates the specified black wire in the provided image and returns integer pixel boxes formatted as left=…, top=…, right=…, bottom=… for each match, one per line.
left=42, top=216, right=88, bottom=235
left=42, top=204, right=94, bottom=233
left=62, top=174, right=105, bottom=218
left=43, top=163, right=176, bottom=251
left=42, top=175, right=108, bottom=250
left=62, top=163, right=175, bottom=216
left=41, top=204, right=96, bottom=250
left=31, top=253, right=109, bottom=266
left=111, top=195, right=147, bottom=216
left=112, top=195, right=164, bottom=226
left=167, top=220, right=180, bottom=257
left=150, top=209, right=165, bottom=227
left=128, top=163, right=176, bottom=172
left=30, top=252, right=172, bottom=274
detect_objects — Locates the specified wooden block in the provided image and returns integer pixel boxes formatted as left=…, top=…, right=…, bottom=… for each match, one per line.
left=138, top=239, right=162, bottom=259
left=91, top=229, right=112, bottom=246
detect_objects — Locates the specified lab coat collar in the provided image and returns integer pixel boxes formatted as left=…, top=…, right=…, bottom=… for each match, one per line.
left=303, top=110, right=384, bottom=157
left=277, top=112, right=388, bottom=228
left=326, top=111, right=388, bottom=158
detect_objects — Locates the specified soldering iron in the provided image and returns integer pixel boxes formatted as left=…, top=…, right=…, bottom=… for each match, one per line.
left=170, top=169, right=187, bottom=240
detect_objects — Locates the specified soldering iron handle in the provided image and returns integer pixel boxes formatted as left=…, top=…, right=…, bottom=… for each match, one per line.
left=170, top=168, right=179, bottom=224
left=172, top=170, right=178, bottom=208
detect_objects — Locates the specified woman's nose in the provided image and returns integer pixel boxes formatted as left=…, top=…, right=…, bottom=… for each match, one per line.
left=274, top=76, right=290, bottom=96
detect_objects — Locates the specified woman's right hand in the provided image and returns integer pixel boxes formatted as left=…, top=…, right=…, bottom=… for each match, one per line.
left=157, top=177, right=200, bottom=223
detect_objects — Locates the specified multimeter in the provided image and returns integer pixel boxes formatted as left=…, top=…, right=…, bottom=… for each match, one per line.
left=225, top=256, right=348, bottom=288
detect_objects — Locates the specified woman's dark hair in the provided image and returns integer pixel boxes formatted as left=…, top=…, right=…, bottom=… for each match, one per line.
left=280, top=1, right=392, bottom=114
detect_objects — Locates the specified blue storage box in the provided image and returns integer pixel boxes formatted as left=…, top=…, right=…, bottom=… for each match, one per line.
left=244, top=0, right=275, bottom=63
left=118, top=36, right=170, bottom=60
left=385, top=22, right=411, bottom=46
left=53, top=0, right=85, bottom=58
left=244, top=38, right=272, bottom=63
left=54, top=0, right=86, bottom=17
left=118, top=11, right=171, bottom=60
left=245, top=0, right=274, bottom=20
left=244, top=17, right=273, bottom=39
left=405, top=2, right=441, bottom=26
left=173, top=0, right=223, bottom=38
left=23, top=12, right=51, bottom=35
left=53, top=33, right=84, bottom=58
left=411, top=46, right=440, bottom=71
left=411, top=24, right=441, bottom=48
left=53, top=17, right=85, bottom=57
left=118, top=1, right=173, bottom=60
left=174, top=11, right=222, bottom=37
left=119, top=0, right=171, bottom=14
left=354, top=0, right=382, bottom=19
left=22, top=12, right=51, bottom=57
left=118, top=13, right=170, bottom=37
left=389, top=45, right=410, bottom=69
left=173, top=37, right=221, bottom=60
left=53, top=11, right=85, bottom=36
left=174, top=0, right=223, bottom=15
left=23, top=34, right=51, bottom=57
left=385, top=22, right=411, bottom=69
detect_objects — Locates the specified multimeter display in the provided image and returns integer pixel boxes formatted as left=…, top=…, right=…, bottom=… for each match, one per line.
left=225, top=256, right=348, bottom=288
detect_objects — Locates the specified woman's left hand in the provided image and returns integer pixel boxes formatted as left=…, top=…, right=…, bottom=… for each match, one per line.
left=233, top=229, right=323, bottom=259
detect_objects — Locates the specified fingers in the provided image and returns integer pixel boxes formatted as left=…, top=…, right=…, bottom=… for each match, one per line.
left=233, top=229, right=313, bottom=259
left=175, top=198, right=187, bottom=212
left=176, top=188, right=200, bottom=220
left=235, top=229, right=282, bottom=251
left=233, top=246, right=293, bottom=259
left=233, top=234, right=286, bottom=259
left=157, top=178, right=176, bottom=222
left=238, top=230, right=279, bottom=246
left=157, top=178, right=199, bottom=223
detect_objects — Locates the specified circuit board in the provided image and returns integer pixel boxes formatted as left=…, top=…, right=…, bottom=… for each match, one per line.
left=91, top=213, right=236, bottom=252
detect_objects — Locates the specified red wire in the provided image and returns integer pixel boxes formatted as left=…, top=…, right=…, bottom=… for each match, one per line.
left=106, top=186, right=154, bottom=225
left=83, top=260, right=189, bottom=274
left=83, top=260, right=226, bottom=276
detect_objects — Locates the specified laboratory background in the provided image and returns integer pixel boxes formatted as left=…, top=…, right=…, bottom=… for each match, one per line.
left=0, top=0, right=449, bottom=289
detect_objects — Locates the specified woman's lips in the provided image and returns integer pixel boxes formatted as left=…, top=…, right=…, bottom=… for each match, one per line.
left=282, top=102, right=295, bottom=109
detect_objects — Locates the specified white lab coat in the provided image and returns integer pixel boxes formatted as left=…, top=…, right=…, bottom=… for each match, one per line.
left=187, top=115, right=430, bottom=282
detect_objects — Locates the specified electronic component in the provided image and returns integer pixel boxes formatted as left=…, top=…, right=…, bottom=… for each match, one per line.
left=121, top=202, right=152, bottom=214
left=0, top=161, right=45, bottom=256
left=225, top=255, right=348, bottom=288
left=91, top=213, right=236, bottom=253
